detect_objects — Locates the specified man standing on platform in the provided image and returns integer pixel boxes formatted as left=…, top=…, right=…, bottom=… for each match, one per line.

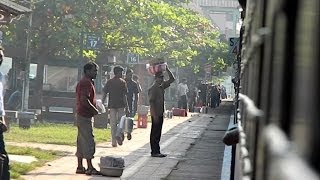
left=133, top=74, right=142, bottom=108
left=125, top=69, right=139, bottom=118
left=177, top=78, right=189, bottom=113
left=75, top=62, right=100, bottom=175
left=148, top=65, right=175, bottom=157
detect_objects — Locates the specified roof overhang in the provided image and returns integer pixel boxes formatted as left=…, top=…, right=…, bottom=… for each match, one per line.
left=0, top=0, right=31, bottom=24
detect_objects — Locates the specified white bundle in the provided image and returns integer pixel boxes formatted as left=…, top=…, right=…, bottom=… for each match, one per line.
left=96, top=99, right=106, bottom=113
left=100, top=156, right=125, bottom=168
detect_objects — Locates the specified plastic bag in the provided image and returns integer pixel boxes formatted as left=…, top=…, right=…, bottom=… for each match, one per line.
left=96, top=99, right=106, bottom=113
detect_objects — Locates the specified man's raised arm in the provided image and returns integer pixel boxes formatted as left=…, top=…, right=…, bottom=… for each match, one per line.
left=163, top=67, right=175, bottom=89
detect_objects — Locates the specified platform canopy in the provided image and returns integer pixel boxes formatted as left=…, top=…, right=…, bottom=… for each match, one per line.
left=0, top=0, right=31, bottom=25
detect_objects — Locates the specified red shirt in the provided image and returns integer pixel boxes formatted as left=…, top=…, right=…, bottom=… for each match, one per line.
left=76, top=76, right=96, bottom=118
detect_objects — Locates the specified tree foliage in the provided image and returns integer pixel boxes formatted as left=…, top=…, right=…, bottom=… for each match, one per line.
left=2, top=0, right=232, bottom=73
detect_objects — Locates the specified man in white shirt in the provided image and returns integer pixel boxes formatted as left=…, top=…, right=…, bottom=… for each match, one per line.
left=177, top=78, right=188, bottom=112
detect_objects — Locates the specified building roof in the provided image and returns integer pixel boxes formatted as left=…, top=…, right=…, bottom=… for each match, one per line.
left=193, top=0, right=240, bottom=8
left=0, top=0, right=31, bottom=16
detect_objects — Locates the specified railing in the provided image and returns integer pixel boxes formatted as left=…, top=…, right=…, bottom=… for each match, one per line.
left=236, top=93, right=320, bottom=179
left=263, top=125, right=319, bottom=180
left=236, top=93, right=263, bottom=179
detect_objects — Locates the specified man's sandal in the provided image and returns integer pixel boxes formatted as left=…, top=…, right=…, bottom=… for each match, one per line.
left=116, top=136, right=123, bottom=146
left=85, top=168, right=101, bottom=175
left=76, top=167, right=86, bottom=174
left=127, top=133, right=132, bottom=140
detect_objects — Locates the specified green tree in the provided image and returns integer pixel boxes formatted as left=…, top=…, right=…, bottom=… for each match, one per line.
left=4, top=0, right=221, bottom=63
left=2, top=0, right=229, bottom=108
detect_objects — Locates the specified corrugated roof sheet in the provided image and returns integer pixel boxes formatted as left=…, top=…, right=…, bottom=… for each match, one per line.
left=194, top=0, right=240, bottom=8
left=0, top=0, right=31, bottom=15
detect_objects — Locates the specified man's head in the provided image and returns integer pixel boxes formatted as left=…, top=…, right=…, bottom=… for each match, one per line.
left=154, top=72, right=164, bottom=84
left=83, top=62, right=98, bottom=79
left=126, top=68, right=133, bottom=79
left=113, top=66, right=124, bottom=78
left=0, top=46, right=4, bottom=67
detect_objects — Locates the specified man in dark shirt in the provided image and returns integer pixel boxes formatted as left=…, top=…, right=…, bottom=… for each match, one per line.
left=148, top=66, right=175, bottom=157
left=132, top=74, right=142, bottom=93
left=102, top=66, right=129, bottom=147
left=125, top=69, right=139, bottom=117
left=75, top=62, right=100, bottom=175
left=198, top=83, right=208, bottom=106
left=133, top=74, right=142, bottom=106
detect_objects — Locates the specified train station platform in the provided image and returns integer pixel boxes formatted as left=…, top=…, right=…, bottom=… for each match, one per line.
left=16, top=101, right=234, bottom=180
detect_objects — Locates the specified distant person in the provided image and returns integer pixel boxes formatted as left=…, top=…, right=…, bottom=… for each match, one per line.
left=148, top=66, right=175, bottom=157
left=102, top=66, right=129, bottom=147
left=101, top=72, right=110, bottom=88
left=198, top=82, right=208, bottom=106
left=6, top=68, right=13, bottom=92
left=217, top=84, right=221, bottom=104
left=220, top=85, right=227, bottom=99
left=177, top=78, right=188, bottom=112
left=6, top=84, right=22, bottom=110
left=132, top=74, right=142, bottom=106
left=75, top=62, right=100, bottom=175
left=0, top=46, right=10, bottom=180
left=125, top=69, right=139, bottom=118
left=132, top=74, right=142, bottom=93
left=210, top=85, right=220, bottom=108
left=102, top=73, right=111, bottom=128
left=187, top=86, right=198, bottom=112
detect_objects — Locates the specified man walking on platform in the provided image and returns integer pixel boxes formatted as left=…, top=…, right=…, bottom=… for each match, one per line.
left=75, top=62, right=100, bottom=175
left=102, top=66, right=129, bottom=147
left=148, top=66, right=175, bottom=157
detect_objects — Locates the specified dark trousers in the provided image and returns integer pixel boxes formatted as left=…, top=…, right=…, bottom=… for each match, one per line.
left=210, top=95, right=220, bottom=108
left=150, top=116, right=164, bottom=155
left=0, top=133, right=9, bottom=180
left=127, top=99, right=137, bottom=117
left=128, top=99, right=133, bottom=116
left=178, top=95, right=188, bottom=110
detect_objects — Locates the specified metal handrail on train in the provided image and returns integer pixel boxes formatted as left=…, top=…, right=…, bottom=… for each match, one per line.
left=237, top=93, right=264, bottom=179
left=238, top=93, right=264, bottom=117
left=263, top=125, right=319, bottom=180
left=237, top=93, right=319, bottom=179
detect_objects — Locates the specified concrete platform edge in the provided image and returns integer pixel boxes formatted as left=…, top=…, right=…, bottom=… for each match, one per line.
left=221, top=115, right=235, bottom=180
